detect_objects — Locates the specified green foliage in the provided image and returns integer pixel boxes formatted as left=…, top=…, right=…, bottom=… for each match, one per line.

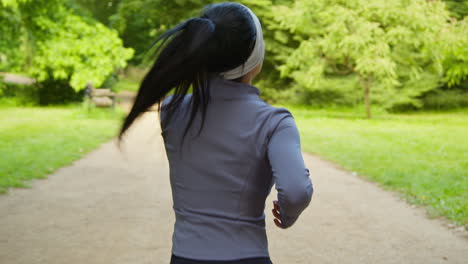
left=109, top=0, right=276, bottom=64
left=0, top=1, right=25, bottom=71
left=295, top=75, right=362, bottom=106
left=1, top=0, right=134, bottom=95
left=109, top=0, right=203, bottom=63
left=37, top=79, right=85, bottom=105
left=421, top=88, right=468, bottom=110
left=0, top=81, right=38, bottom=105
left=440, top=17, right=468, bottom=87
left=443, top=0, right=468, bottom=20
left=71, top=0, right=121, bottom=25
left=103, top=0, right=466, bottom=111
left=4, top=0, right=465, bottom=109
left=272, top=0, right=456, bottom=115
left=31, top=13, right=134, bottom=91
left=101, top=72, right=120, bottom=91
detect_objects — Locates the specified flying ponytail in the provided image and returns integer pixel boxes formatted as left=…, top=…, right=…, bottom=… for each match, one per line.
left=119, top=17, right=216, bottom=141
left=119, top=3, right=257, bottom=142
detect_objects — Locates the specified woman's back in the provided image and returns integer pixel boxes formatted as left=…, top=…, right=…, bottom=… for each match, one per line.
left=119, top=2, right=313, bottom=262
left=161, top=77, right=312, bottom=260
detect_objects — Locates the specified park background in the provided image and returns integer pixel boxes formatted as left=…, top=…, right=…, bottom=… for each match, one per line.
left=0, top=0, right=467, bottom=232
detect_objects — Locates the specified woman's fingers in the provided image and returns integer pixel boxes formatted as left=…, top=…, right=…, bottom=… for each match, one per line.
left=272, top=200, right=284, bottom=229
left=272, top=208, right=281, bottom=219
left=273, top=200, right=280, bottom=211
left=274, top=218, right=283, bottom=228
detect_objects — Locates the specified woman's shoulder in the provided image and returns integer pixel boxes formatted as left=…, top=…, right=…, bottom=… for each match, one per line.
left=160, top=94, right=193, bottom=115
left=160, top=94, right=193, bottom=122
left=256, top=100, right=294, bottom=120
left=249, top=101, right=296, bottom=132
left=161, top=94, right=193, bottom=106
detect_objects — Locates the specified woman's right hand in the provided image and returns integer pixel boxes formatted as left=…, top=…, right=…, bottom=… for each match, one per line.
left=272, top=200, right=284, bottom=229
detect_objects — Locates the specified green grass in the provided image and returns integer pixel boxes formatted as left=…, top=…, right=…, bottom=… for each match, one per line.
left=287, top=106, right=468, bottom=227
left=0, top=104, right=124, bottom=194
left=113, top=78, right=140, bottom=92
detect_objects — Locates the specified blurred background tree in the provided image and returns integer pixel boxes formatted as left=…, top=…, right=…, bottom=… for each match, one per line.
left=104, top=0, right=467, bottom=114
left=0, top=0, right=133, bottom=104
left=71, top=0, right=121, bottom=25
left=272, top=0, right=454, bottom=117
left=1, top=0, right=466, bottom=111
left=443, top=0, right=468, bottom=19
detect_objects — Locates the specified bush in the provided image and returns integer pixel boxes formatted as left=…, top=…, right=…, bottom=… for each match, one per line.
left=255, top=76, right=295, bottom=104
left=0, top=80, right=39, bottom=106
left=0, top=75, right=85, bottom=106
left=37, top=79, right=84, bottom=105
left=421, top=89, right=468, bottom=110
left=292, top=75, right=361, bottom=107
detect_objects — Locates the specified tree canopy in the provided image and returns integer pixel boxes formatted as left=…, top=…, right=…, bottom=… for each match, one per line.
left=0, top=0, right=133, bottom=92
left=271, top=0, right=459, bottom=116
left=1, top=0, right=466, bottom=110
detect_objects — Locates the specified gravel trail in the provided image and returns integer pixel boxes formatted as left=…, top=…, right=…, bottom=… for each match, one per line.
left=1, top=113, right=466, bottom=264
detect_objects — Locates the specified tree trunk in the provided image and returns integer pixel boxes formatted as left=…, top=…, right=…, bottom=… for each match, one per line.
left=359, top=76, right=372, bottom=119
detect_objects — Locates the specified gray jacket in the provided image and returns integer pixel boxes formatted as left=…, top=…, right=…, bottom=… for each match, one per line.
left=160, top=77, right=313, bottom=261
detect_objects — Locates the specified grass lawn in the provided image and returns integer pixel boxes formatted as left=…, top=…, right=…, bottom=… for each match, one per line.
left=287, top=106, right=468, bottom=228
left=113, top=78, right=140, bottom=92
left=0, top=104, right=124, bottom=194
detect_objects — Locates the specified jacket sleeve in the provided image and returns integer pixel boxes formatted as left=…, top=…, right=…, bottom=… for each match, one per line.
left=267, top=115, right=313, bottom=228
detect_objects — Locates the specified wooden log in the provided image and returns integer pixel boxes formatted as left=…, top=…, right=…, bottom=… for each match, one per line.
left=91, top=89, right=115, bottom=97
left=92, top=97, right=114, bottom=107
left=1, top=73, right=36, bottom=85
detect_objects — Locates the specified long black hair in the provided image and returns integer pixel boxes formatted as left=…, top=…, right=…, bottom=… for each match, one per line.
left=119, top=2, right=257, bottom=141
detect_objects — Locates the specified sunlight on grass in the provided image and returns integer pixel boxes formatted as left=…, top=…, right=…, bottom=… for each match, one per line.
left=114, top=78, right=140, bottom=92
left=287, top=106, right=468, bottom=227
left=0, top=105, right=124, bottom=194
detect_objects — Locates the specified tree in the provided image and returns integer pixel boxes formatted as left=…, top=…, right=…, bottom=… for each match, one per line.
left=109, top=0, right=208, bottom=63
left=109, top=0, right=282, bottom=64
left=71, top=0, right=121, bottom=25
left=273, top=0, right=454, bottom=117
left=1, top=0, right=134, bottom=99
left=30, top=13, right=134, bottom=91
left=62, top=0, right=466, bottom=110
left=0, top=0, right=28, bottom=71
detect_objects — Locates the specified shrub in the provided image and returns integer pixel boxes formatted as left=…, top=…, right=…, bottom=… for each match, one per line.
left=421, top=89, right=468, bottom=110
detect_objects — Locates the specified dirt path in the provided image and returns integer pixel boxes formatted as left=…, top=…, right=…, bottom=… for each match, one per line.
left=0, top=112, right=467, bottom=264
